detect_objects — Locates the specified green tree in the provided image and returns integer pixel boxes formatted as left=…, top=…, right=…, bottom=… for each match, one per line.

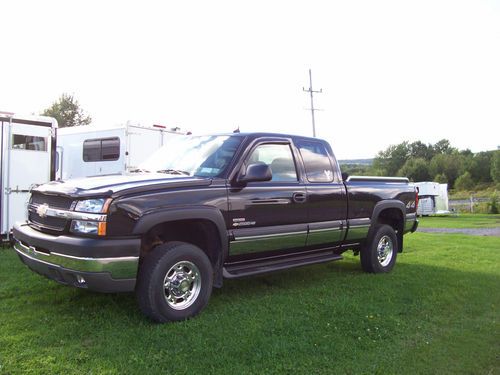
left=469, top=151, right=493, bottom=183
left=491, top=150, right=500, bottom=183
left=429, top=153, right=465, bottom=188
left=432, top=139, right=456, bottom=155
left=434, top=173, right=448, bottom=184
left=373, top=142, right=410, bottom=176
left=42, top=93, right=92, bottom=128
left=398, top=158, right=430, bottom=182
left=454, top=172, right=474, bottom=191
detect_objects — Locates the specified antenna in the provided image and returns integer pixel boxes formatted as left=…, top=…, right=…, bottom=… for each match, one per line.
left=302, top=69, right=323, bottom=137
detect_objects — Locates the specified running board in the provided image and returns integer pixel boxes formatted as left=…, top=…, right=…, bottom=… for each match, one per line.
left=223, top=250, right=343, bottom=278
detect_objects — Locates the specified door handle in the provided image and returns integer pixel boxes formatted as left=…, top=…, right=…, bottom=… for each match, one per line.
left=292, top=192, right=307, bottom=203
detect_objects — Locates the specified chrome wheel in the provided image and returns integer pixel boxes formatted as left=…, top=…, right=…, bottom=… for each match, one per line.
left=376, top=235, right=394, bottom=267
left=163, top=261, right=201, bottom=310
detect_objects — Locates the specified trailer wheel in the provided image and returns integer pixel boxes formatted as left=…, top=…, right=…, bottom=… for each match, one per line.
left=360, top=224, right=398, bottom=273
left=136, top=241, right=213, bottom=323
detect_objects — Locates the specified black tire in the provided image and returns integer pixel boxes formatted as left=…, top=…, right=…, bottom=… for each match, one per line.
left=136, top=241, right=213, bottom=323
left=360, top=224, right=398, bottom=273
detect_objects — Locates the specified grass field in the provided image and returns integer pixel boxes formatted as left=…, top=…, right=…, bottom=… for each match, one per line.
left=1, top=216, right=499, bottom=374
left=418, top=213, right=500, bottom=228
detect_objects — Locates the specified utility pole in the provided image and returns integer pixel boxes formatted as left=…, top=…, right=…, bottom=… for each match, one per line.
left=302, top=69, right=322, bottom=137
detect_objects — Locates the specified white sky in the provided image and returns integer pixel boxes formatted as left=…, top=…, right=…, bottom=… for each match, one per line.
left=1, top=0, right=499, bottom=159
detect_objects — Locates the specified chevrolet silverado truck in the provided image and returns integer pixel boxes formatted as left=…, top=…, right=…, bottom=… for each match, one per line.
left=13, top=133, right=419, bottom=322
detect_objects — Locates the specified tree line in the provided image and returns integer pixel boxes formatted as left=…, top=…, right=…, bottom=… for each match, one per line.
left=342, top=140, right=500, bottom=190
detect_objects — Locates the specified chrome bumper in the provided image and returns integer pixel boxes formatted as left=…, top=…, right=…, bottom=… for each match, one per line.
left=14, top=240, right=139, bottom=280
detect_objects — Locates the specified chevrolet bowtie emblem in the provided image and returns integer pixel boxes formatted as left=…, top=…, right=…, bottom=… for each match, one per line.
left=36, top=203, right=49, bottom=218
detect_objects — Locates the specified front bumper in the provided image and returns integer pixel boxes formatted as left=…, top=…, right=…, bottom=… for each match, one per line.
left=13, top=223, right=140, bottom=292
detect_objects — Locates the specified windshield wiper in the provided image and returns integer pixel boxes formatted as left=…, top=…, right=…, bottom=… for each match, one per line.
left=129, top=168, right=151, bottom=173
left=156, top=169, right=190, bottom=176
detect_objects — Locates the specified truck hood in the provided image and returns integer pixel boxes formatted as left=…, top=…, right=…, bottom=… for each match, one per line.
left=34, top=173, right=213, bottom=198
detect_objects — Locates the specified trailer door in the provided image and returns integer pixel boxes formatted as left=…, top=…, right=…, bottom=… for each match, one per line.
left=2, top=122, right=52, bottom=234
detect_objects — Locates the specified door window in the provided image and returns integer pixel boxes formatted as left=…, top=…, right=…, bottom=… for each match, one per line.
left=247, top=144, right=297, bottom=182
left=11, top=134, right=47, bottom=151
left=297, top=141, right=334, bottom=182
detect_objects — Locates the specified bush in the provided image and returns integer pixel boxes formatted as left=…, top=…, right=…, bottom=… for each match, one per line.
left=488, top=192, right=499, bottom=214
left=455, top=172, right=474, bottom=191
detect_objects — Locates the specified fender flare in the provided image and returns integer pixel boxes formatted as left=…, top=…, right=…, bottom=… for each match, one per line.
left=368, top=200, right=406, bottom=250
left=132, top=206, right=228, bottom=283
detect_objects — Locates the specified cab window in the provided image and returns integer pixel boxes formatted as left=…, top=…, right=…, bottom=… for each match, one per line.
left=247, top=144, right=297, bottom=182
left=297, top=141, right=334, bottom=182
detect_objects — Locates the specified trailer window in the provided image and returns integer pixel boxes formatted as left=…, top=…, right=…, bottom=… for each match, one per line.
left=11, top=134, right=47, bottom=151
left=297, top=141, right=334, bottom=183
left=83, top=137, right=120, bottom=162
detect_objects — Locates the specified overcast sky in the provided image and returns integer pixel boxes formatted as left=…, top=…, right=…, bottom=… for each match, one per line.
left=1, top=0, right=499, bottom=159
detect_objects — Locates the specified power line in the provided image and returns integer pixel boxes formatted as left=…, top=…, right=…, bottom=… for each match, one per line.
left=302, top=69, right=323, bottom=137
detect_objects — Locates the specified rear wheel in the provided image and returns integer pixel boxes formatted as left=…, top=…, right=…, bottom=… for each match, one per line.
left=136, top=241, right=213, bottom=323
left=360, top=224, right=398, bottom=273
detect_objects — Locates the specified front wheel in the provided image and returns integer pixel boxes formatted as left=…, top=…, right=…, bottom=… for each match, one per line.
left=360, top=224, right=398, bottom=273
left=136, top=241, right=213, bottom=323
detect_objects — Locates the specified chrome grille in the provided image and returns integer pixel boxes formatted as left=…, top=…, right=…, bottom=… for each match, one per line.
left=31, top=192, right=73, bottom=210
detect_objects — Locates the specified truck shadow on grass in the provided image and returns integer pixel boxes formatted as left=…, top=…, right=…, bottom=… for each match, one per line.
left=4, top=254, right=498, bottom=327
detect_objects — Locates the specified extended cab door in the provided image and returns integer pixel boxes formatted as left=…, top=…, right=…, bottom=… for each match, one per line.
left=295, top=139, right=348, bottom=247
left=227, top=138, right=308, bottom=259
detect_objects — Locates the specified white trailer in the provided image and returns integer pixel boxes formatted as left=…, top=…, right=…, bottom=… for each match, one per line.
left=415, top=181, right=449, bottom=216
left=56, top=123, right=183, bottom=180
left=0, top=112, right=57, bottom=238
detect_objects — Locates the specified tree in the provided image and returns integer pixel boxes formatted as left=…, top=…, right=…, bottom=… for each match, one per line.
left=42, top=94, right=92, bottom=128
left=466, top=151, right=493, bottom=184
left=454, top=172, right=474, bottom=191
left=398, top=158, right=430, bottom=182
left=491, top=150, right=500, bottom=183
left=429, top=153, right=465, bottom=188
left=373, top=142, right=410, bottom=176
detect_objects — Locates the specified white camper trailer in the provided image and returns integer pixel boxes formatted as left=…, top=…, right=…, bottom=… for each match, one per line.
left=415, top=181, right=450, bottom=216
left=56, top=123, right=182, bottom=180
left=0, top=112, right=57, bottom=238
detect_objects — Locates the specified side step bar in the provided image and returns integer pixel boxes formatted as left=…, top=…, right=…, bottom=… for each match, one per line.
left=223, top=249, right=343, bottom=279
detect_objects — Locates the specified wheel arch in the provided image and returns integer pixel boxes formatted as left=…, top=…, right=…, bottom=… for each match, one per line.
left=133, top=206, right=228, bottom=287
left=369, top=200, right=406, bottom=252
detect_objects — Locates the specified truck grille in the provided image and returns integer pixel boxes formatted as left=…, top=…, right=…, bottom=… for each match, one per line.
left=28, top=193, right=74, bottom=233
left=28, top=211, right=68, bottom=232
left=30, top=192, right=73, bottom=210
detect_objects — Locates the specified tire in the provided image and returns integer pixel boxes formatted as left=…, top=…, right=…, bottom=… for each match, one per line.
left=136, top=241, right=213, bottom=323
left=360, top=224, right=398, bottom=273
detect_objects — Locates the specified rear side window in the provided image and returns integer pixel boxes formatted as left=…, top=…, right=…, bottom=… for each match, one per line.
left=83, top=137, right=120, bottom=162
left=297, top=141, right=334, bottom=182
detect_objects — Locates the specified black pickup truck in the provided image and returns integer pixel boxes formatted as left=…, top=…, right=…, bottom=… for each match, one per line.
left=13, top=133, right=418, bottom=322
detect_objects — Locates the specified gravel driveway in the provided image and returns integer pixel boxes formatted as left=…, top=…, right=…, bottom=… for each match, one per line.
left=418, top=227, right=500, bottom=236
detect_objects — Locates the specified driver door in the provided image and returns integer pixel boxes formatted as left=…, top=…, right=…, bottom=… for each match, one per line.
left=227, top=140, right=308, bottom=260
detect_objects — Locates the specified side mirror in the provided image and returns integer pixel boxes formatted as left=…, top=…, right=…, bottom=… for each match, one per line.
left=342, top=172, right=349, bottom=182
left=237, top=163, right=272, bottom=184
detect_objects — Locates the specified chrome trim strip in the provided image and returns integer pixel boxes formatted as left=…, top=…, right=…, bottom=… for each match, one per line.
left=347, top=176, right=409, bottom=183
left=235, top=230, right=308, bottom=242
left=14, top=240, right=138, bottom=279
left=308, top=227, right=342, bottom=233
left=29, top=203, right=107, bottom=222
left=249, top=199, right=290, bottom=205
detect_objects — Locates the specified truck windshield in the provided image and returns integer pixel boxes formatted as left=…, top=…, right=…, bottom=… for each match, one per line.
left=137, top=135, right=242, bottom=177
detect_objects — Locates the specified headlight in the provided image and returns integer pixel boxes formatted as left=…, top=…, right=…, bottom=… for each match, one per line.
left=71, top=220, right=107, bottom=236
left=74, top=199, right=107, bottom=213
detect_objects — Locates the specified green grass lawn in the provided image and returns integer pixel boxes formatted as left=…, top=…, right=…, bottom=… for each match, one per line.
left=1, top=225, right=499, bottom=374
left=418, top=213, right=500, bottom=228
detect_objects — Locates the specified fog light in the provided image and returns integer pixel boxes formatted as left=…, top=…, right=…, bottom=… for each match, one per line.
left=76, top=275, right=86, bottom=284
